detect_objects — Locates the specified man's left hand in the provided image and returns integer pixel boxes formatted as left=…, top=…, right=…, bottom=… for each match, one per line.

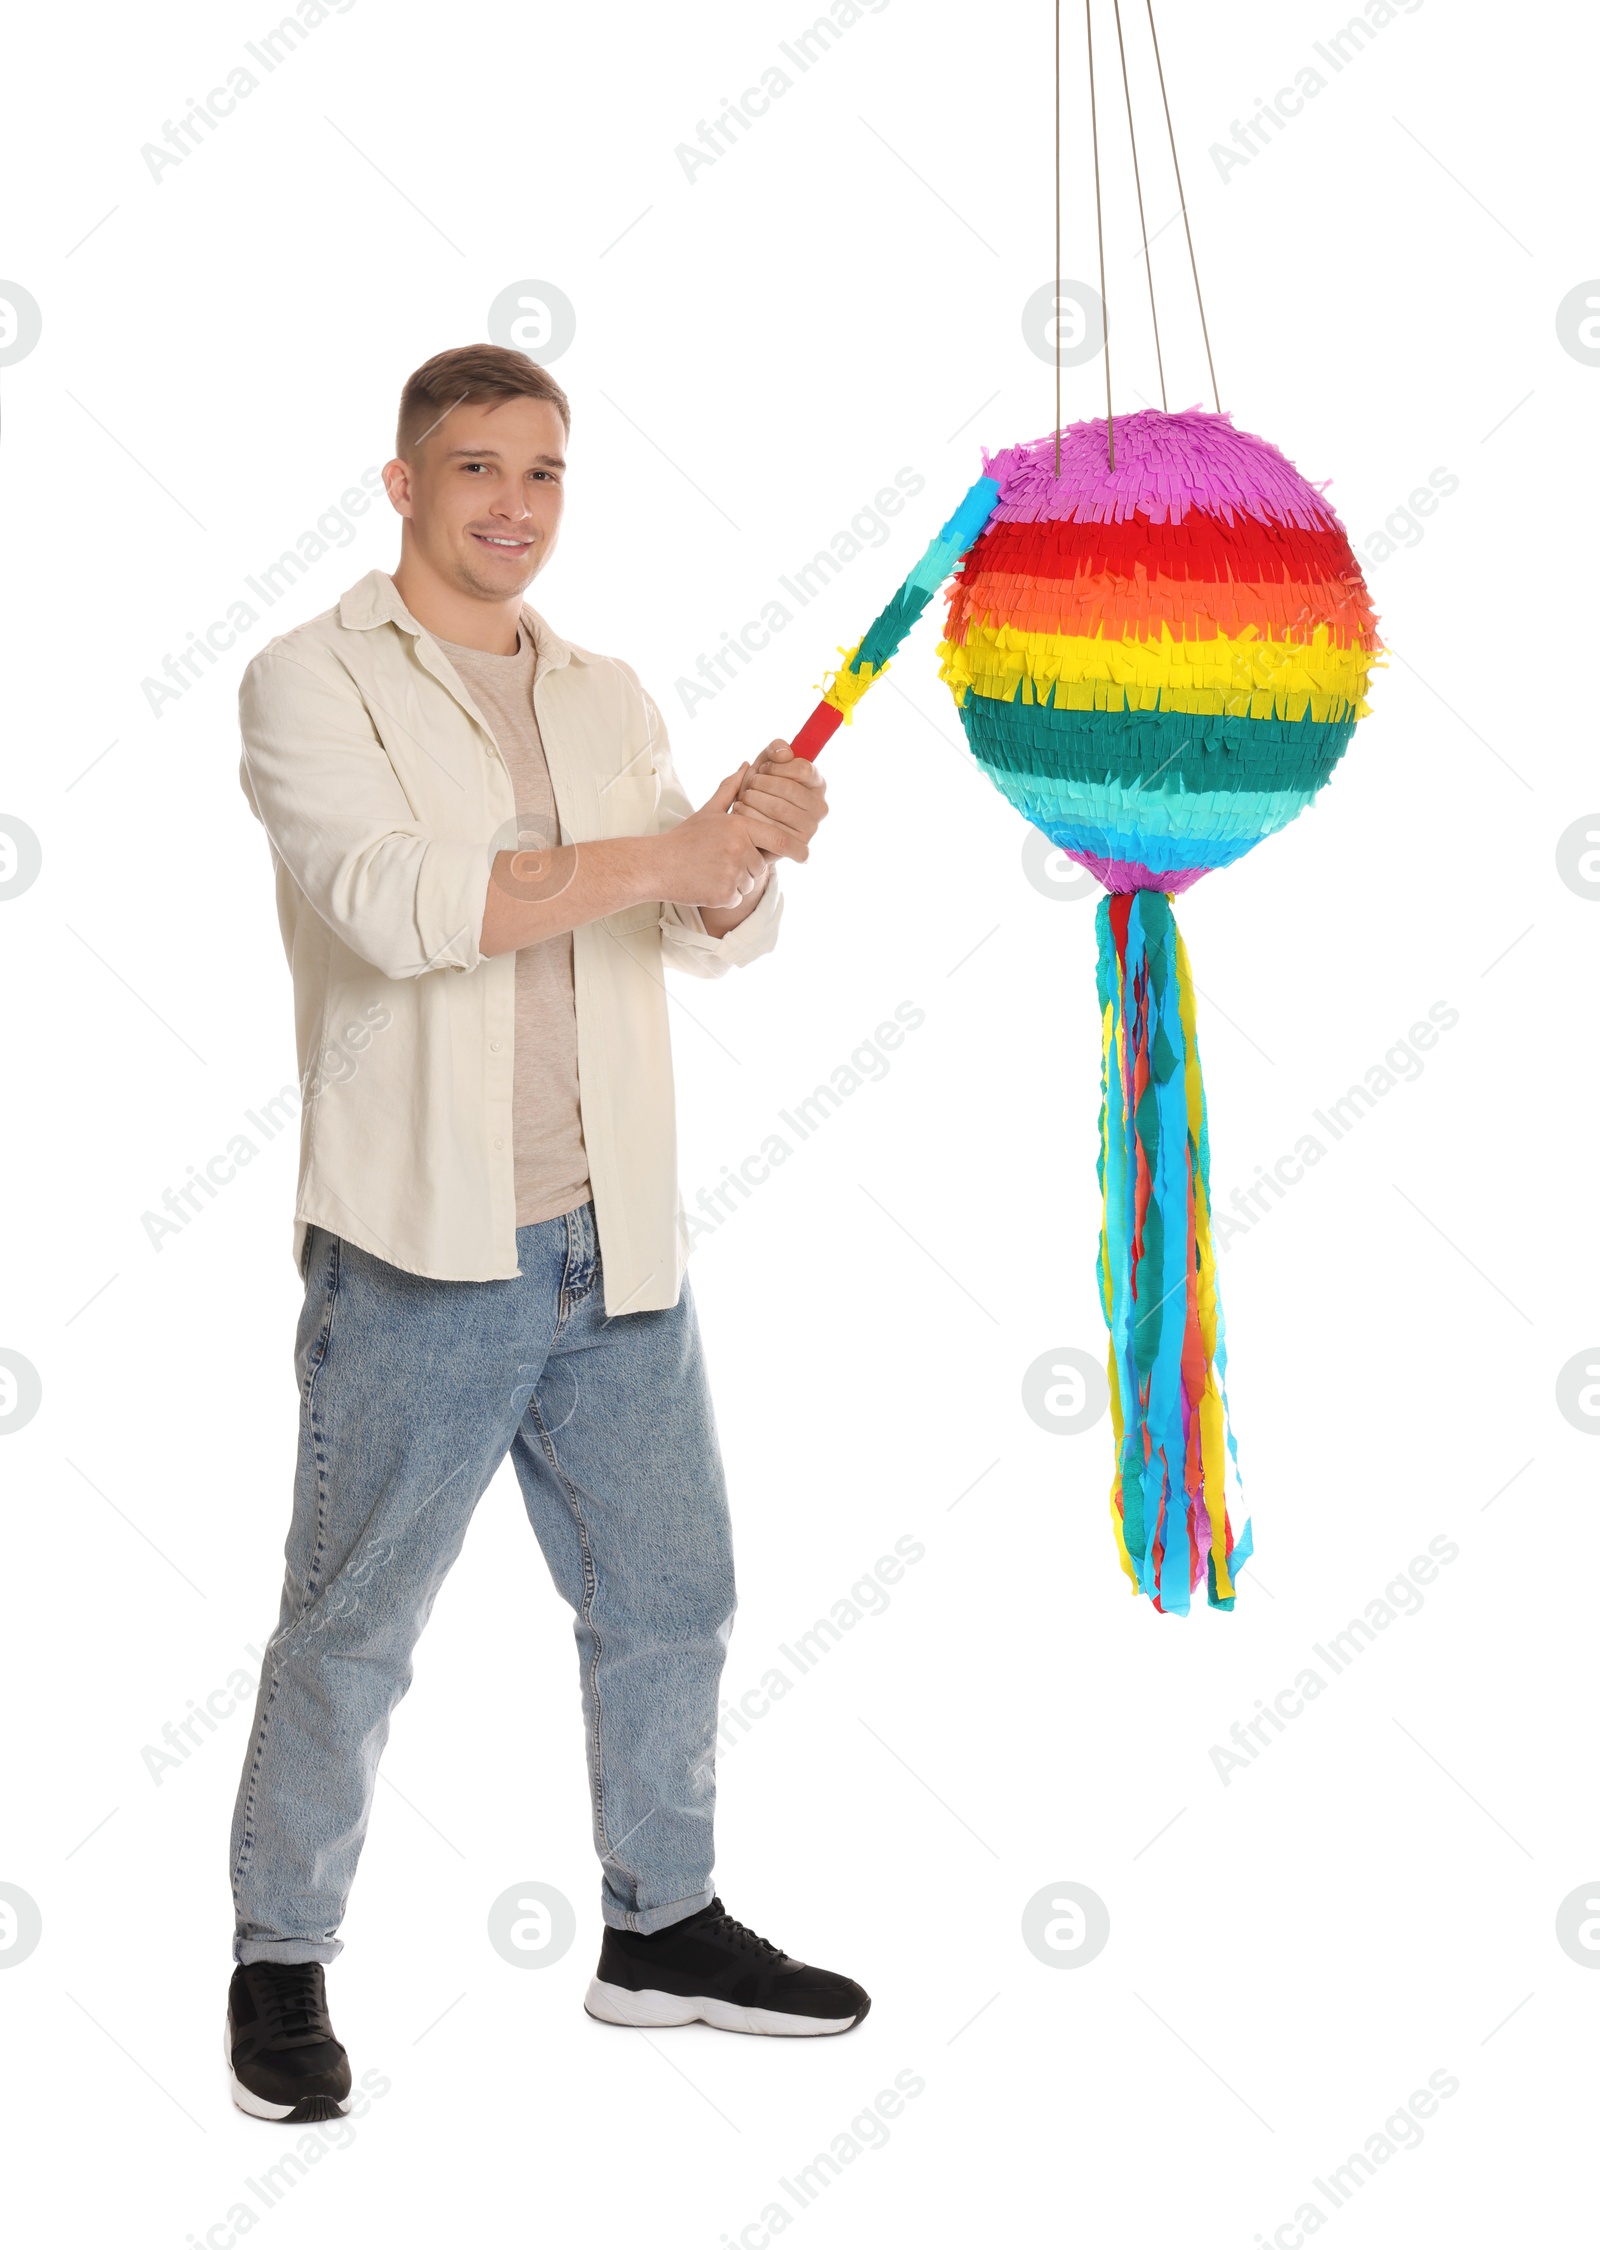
left=730, top=740, right=829, bottom=863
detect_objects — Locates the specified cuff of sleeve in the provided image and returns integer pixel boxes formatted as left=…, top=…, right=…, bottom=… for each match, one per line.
left=416, top=840, right=491, bottom=975
left=662, top=868, right=783, bottom=966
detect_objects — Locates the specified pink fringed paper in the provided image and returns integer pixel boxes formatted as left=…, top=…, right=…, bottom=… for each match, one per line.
left=984, top=408, right=1350, bottom=534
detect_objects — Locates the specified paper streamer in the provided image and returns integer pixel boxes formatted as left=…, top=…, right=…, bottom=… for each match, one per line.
left=1096, top=889, right=1250, bottom=1613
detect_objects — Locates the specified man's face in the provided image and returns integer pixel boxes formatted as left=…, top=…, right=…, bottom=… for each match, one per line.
left=384, top=394, right=566, bottom=601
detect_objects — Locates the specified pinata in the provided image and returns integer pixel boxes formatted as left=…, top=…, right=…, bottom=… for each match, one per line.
left=780, top=1, right=1380, bottom=1611
left=787, top=413, right=1378, bottom=1613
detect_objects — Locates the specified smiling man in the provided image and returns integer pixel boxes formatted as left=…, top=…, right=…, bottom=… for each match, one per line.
left=224, top=344, right=868, bottom=2124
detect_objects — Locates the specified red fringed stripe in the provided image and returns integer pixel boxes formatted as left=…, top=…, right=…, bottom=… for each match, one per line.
left=951, top=513, right=1374, bottom=623
left=962, top=508, right=1367, bottom=590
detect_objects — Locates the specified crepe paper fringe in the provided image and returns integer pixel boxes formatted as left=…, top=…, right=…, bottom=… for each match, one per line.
left=953, top=513, right=1379, bottom=657
left=959, top=511, right=1378, bottom=615
left=932, top=410, right=1378, bottom=895
left=984, top=408, right=1351, bottom=534
left=814, top=475, right=1001, bottom=721
left=1096, top=889, right=1250, bottom=1613
left=814, top=640, right=883, bottom=724
left=942, top=619, right=1373, bottom=724
left=1075, top=851, right=1211, bottom=895
left=988, top=769, right=1334, bottom=843
left=963, top=697, right=1354, bottom=806
left=955, top=566, right=1377, bottom=652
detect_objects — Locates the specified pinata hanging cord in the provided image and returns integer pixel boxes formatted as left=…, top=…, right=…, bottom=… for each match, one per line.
left=1095, top=890, right=1252, bottom=1613
left=1054, top=0, right=1223, bottom=474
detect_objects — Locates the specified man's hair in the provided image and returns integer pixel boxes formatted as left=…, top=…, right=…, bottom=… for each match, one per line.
left=395, top=345, right=571, bottom=458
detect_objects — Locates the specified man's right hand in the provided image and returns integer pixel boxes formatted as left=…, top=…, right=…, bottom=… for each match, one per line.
left=647, top=765, right=789, bottom=909
left=481, top=766, right=788, bottom=958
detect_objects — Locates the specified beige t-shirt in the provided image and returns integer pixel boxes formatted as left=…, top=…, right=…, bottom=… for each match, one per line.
left=436, top=625, right=591, bottom=1228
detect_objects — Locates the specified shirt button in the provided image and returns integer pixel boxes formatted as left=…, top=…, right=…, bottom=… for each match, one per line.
left=492, top=1137, right=504, bottom=1150
left=489, top=1040, right=502, bottom=1052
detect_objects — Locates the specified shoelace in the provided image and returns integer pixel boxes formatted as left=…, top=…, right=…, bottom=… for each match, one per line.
left=701, top=1907, right=785, bottom=1958
left=248, top=1962, right=335, bottom=2045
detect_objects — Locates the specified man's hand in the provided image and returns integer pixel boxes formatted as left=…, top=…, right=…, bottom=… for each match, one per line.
left=649, top=765, right=792, bottom=911
left=478, top=750, right=819, bottom=956
left=730, top=739, right=828, bottom=863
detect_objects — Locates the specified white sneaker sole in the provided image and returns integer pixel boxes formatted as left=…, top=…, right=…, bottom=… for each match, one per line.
left=223, top=2017, right=353, bottom=2119
left=584, top=1976, right=859, bottom=2036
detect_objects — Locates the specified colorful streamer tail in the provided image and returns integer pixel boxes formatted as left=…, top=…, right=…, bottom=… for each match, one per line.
left=1096, top=890, right=1251, bottom=1613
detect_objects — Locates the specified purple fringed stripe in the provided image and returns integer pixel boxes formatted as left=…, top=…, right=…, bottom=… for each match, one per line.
left=983, top=409, right=1350, bottom=536
left=1069, top=851, right=1211, bottom=895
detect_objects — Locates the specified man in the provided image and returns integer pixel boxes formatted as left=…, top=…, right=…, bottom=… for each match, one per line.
left=226, top=344, right=868, bottom=2124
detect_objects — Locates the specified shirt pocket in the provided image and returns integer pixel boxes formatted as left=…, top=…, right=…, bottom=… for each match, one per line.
left=373, top=672, right=489, bottom=823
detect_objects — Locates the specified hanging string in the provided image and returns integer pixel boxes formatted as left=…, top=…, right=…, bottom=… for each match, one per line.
left=1143, top=0, right=1220, bottom=412
left=1111, top=0, right=1166, bottom=411
left=1054, top=0, right=1061, bottom=475
left=1085, top=0, right=1113, bottom=466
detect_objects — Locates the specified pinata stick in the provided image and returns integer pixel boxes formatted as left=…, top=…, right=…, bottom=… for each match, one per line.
left=789, top=475, right=1001, bottom=760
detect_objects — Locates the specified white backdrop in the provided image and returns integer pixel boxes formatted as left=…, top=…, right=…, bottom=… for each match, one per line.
left=1, top=0, right=1593, bottom=2241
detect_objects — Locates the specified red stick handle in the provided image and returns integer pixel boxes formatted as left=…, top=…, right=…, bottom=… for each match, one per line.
left=790, top=700, right=843, bottom=762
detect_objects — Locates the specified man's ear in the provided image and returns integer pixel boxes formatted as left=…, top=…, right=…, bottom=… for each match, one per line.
left=381, top=457, right=414, bottom=518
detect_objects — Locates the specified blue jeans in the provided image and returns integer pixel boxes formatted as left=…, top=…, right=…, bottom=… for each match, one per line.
left=230, top=1201, right=736, bottom=1964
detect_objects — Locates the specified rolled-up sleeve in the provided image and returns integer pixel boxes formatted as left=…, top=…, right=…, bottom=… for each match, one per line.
left=239, top=642, right=490, bottom=980
left=640, top=689, right=784, bottom=981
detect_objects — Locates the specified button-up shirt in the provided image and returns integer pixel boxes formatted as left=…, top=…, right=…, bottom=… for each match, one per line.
left=238, top=569, right=782, bottom=1310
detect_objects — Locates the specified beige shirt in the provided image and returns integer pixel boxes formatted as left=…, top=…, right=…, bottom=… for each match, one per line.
left=237, top=569, right=783, bottom=1311
left=433, top=624, right=591, bottom=1228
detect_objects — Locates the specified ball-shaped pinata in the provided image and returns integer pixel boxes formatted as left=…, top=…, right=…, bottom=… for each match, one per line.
left=937, top=409, right=1379, bottom=893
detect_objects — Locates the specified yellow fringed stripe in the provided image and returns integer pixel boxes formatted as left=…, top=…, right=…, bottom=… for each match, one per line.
left=939, top=620, right=1377, bottom=725
left=817, top=641, right=886, bottom=723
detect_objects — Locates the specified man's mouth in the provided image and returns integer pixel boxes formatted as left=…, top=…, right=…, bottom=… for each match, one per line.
left=471, top=531, right=534, bottom=553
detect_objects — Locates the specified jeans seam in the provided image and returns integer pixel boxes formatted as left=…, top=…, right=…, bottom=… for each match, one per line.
left=528, top=1397, right=611, bottom=1862
left=232, top=1232, right=344, bottom=1907
left=299, top=1234, right=343, bottom=1609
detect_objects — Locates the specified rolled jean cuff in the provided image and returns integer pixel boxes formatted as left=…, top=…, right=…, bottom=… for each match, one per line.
left=606, top=1883, right=715, bottom=1936
left=234, top=1935, right=344, bottom=1967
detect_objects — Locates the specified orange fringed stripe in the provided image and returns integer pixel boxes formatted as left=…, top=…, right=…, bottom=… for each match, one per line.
left=951, top=566, right=1381, bottom=649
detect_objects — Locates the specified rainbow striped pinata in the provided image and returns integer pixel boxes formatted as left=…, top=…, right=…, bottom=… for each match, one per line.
left=789, top=408, right=1380, bottom=1613
left=939, top=412, right=1377, bottom=1609
left=937, top=409, right=1378, bottom=897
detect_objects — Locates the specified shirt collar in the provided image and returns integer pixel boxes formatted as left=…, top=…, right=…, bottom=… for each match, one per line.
left=337, top=569, right=583, bottom=672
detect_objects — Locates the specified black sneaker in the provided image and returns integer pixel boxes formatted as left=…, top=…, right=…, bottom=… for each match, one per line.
left=586, top=1898, right=870, bottom=2036
left=225, top=1961, right=353, bottom=2121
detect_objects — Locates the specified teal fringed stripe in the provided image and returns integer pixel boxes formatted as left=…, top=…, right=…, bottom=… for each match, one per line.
left=961, top=696, right=1357, bottom=796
